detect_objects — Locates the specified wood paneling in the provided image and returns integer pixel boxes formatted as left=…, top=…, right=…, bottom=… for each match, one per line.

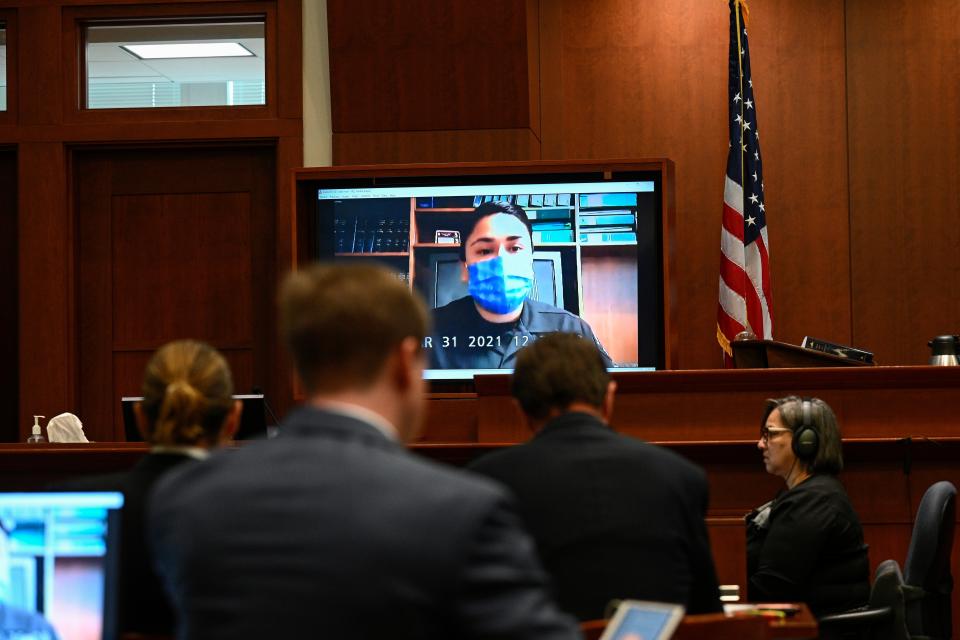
left=476, top=366, right=960, bottom=443
left=19, top=143, right=72, bottom=437
left=846, top=0, right=960, bottom=366
left=332, top=129, right=541, bottom=165
left=0, top=149, right=17, bottom=442
left=326, top=2, right=854, bottom=368
left=111, top=193, right=254, bottom=345
left=0, top=119, right=302, bottom=144
left=7, top=0, right=302, bottom=439
left=327, top=0, right=532, bottom=134
left=418, top=394, right=478, bottom=444
left=323, top=1, right=960, bottom=370
left=19, top=6, right=61, bottom=126
left=707, top=516, right=751, bottom=590
left=74, top=146, right=276, bottom=442
left=541, top=0, right=850, bottom=369
left=581, top=247, right=639, bottom=364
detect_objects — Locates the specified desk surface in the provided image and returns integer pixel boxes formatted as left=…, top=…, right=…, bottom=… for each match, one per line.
left=580, top=603, right=818, bottom=640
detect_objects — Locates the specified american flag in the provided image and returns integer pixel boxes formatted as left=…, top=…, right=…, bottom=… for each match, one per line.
left=717, top=0, right=772, bottom=365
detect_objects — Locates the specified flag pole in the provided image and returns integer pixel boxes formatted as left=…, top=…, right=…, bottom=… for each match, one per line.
left=734, top=0, right=748, bottom=215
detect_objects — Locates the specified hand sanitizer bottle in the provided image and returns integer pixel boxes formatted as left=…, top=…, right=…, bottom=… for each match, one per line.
left=27, top=416, right=46, bottom=444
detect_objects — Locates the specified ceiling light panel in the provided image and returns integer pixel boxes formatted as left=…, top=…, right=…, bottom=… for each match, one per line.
left=121, top=42, right=254, bottom=60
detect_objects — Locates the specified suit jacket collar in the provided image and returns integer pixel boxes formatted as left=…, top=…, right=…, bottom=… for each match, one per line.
left=278, top=405, right=402, bottom=451
left=535, top=411, right=611, bottom=441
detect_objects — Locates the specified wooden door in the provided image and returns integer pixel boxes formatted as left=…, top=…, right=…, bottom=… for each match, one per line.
left=74, top=146, right=276, bottom=442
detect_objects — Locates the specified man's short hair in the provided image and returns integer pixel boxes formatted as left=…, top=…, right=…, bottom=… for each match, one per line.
left=458, top=201, right=534, bottom=262
left=511, top=332, right=610, bottom=420
left=279, top=263, right=429, bottom=393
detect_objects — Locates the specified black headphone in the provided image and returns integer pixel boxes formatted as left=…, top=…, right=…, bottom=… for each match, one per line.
left=792, top=398, right=820, bottom=460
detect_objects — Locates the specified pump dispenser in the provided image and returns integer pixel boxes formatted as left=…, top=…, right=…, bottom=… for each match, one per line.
left=27, top=416, right=46, bottom=444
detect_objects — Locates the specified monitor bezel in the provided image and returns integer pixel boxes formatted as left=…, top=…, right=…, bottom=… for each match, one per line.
left=294, top=159, right=676, bottom=389
left=0, top=491, right=125, bottom=640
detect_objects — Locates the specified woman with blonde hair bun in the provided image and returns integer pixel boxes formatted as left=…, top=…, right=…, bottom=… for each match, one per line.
left=137, top=339, right=240, bottom=448
left=73, top=339, right=240, bottom=636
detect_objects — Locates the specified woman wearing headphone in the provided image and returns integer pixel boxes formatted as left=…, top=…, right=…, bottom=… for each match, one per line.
left=746, top=396, right=870, bottom=617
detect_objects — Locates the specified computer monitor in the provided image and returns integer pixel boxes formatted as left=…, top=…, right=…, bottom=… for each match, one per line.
left=121, top=394, right=268, bottom=442
left=308, top=166, right=666, bottom=380
left=0, top=491, right=124, bottom=640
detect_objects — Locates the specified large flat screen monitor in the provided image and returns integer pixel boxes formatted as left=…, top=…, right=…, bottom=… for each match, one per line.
left=306, top=165, right=667, bottom=380
left=0, top=492, right=124, bottom=640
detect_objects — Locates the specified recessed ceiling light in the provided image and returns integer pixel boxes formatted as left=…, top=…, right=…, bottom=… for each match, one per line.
left=121, top=42, right=254, bottom=59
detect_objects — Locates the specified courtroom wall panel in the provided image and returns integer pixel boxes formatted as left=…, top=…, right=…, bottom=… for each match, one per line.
left=0, top=149, right=17, bottom=442
left=326, top=1, right=853, bottom=369
left=19, top=143, right=71, bottom=442
left=326, top=0, right=542, bottom=165
left=331, top=129, right=542, bottom=165
left=73, top=146, right=276, bottom=442
left=327, top=0, right=534, bottom=134
left=8, top=0, right=303, bottom=439
left=846, top=0, right=960, bottom=366
left=539, top=0, right=851, bottom=369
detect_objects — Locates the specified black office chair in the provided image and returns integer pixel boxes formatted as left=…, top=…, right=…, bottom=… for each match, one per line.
left=818, top=559, right=909, bottom=640
left=903, top=480, right=956, bottom=640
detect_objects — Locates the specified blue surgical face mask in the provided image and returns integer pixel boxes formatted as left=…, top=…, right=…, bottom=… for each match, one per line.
left=467, top=254, right=534, bottom=315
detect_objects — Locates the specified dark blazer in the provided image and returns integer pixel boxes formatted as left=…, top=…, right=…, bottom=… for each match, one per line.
left=148, top=406, right=580, bottom=640
left=66, top=452, right=196, bottom=635
left=746, top=473, right=870, bottom=617
left=468, top=412, right=722, bottom=620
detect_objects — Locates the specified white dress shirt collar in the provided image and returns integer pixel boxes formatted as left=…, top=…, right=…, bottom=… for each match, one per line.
left=149, top=445, right=211, bottom=460
left=311, top=400, right=400, bottom=442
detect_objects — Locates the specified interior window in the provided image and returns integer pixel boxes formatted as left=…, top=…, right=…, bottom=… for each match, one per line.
left=84, top=20, right=265, bottom=109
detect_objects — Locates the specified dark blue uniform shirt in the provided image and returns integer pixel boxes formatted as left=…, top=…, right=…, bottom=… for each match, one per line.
left=428, top=296, right=612, bottom=369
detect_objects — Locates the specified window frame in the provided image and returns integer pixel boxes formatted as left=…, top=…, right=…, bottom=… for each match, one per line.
left=64, top=2, right=277, bottom=123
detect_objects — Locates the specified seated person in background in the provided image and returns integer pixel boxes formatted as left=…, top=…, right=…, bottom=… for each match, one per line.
left=149, top=264, right=580, bottom=640
left=429, top=201, right=612, bottom=369
left=468, top=332, right=722, bottom=620
left=69, top=340, right=240, bottom=635
left=747, top=396, right=869, bottom=617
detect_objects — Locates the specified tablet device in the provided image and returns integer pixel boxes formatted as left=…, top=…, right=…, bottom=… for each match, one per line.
left=599, top=600, right=685, bottom=640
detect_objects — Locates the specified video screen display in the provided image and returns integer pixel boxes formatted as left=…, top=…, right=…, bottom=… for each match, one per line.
left=0, top=492, right=123, bottom=640
left=315, top=175, right=664, bottom=379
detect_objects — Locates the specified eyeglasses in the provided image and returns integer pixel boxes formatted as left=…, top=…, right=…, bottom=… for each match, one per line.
left=760, top=426, right=791, bottom=443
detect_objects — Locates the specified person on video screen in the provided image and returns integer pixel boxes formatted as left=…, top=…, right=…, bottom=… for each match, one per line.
left=429, top=201, right=612, bottom=370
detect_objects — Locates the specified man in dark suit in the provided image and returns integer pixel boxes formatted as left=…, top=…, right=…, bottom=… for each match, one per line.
left=148, top=264, right=579, bottom=640
left=469, top=333, right=723, bottom=620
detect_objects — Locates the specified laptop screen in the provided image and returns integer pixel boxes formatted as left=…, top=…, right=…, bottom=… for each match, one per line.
left=0, top=492, right=124, bottom=640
